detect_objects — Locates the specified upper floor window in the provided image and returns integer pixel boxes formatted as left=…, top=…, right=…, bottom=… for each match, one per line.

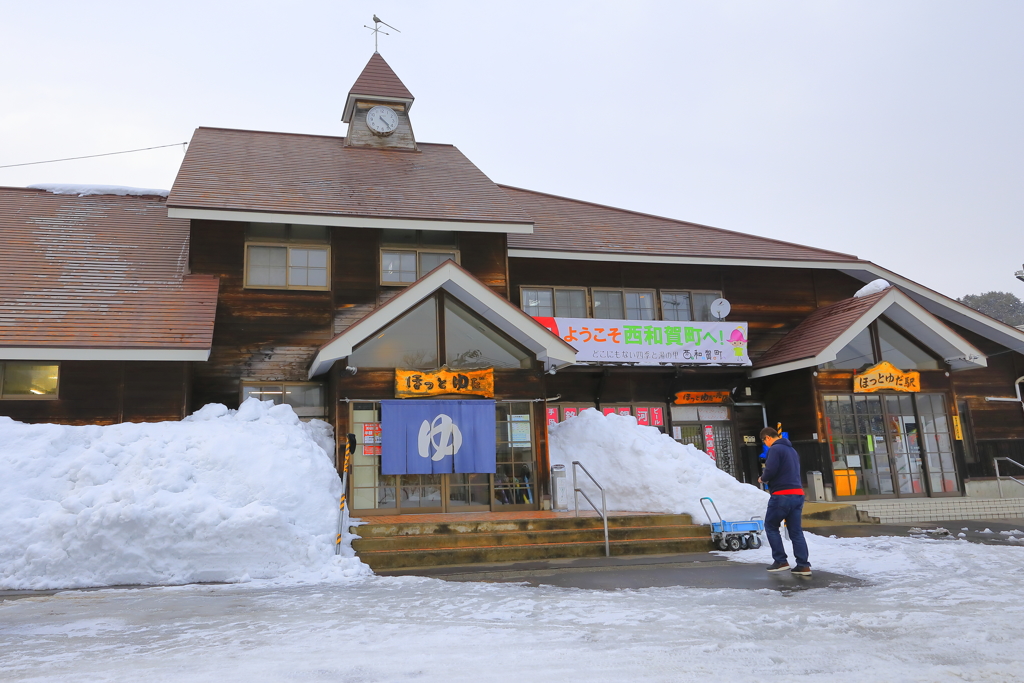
left=593, top=290, right=656, bottom=320
left=245, top=223, right=330, bottom=290
left=520, top=286, right=722, bottom=321
left=0, top=362, right=59, bottom=399
left=662, top=290, right=722, bottom=322
left=380, top=229, right=459, bottom=285
left=521, top=287, right=587, bottom=318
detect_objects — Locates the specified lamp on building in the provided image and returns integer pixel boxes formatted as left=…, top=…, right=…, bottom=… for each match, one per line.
left=1015, top=264, right=1024, bottom=283
left=344, top=366, right=358, bottom=375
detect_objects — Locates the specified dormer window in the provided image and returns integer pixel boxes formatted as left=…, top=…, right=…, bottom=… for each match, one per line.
left=244, top=223, right=330, bottom=291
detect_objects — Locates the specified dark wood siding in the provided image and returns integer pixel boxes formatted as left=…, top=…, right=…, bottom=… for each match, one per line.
left=189, top=220, right=334, bottom=408
left=0, top=361, right=187, bottom=425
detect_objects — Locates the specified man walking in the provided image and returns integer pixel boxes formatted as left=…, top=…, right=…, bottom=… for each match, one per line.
left=758, top=427, right=811, bottom=576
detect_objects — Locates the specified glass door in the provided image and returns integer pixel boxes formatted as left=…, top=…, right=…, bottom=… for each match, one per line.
left=822, top=393, right=958, bottom=498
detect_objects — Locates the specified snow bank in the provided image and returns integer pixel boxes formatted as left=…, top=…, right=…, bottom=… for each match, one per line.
left=28, top=183, right=169, bottom=197
left=0, top=398, right=370, bottom=590
left=548, top=409, right=769, bottom=523
left=853, top=278, right=891, bottom=298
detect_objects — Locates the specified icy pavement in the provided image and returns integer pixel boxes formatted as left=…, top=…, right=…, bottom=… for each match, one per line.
left=2, top=534, right=1024, bottom=682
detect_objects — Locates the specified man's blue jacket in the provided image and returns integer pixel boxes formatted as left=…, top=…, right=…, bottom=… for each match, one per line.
left=761, top=438, right=803, bottom=494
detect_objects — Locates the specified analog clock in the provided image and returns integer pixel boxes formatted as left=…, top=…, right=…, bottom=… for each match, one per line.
left=365, top=106, right=399, bottom=137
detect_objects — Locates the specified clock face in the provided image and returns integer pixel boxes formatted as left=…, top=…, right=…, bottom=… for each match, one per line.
left=366, top=106, right=399, bottom=136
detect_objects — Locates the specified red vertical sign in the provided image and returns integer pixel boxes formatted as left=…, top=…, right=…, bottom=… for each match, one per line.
left=618, top=407, right=631, bottom=417
left=703, top=424, right=717, bottom=461
left=564, top=407, right=578, bottom=419
left=651, top=407, right=664, bottom=426
left=635, top=408, right=650, bottom=426
left=602, top=407, right=615, bottom=416
left=546, top=406, right=558, bottom=426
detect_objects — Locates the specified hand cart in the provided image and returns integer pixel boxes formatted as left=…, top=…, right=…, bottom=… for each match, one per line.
left=700, top=496, right=764, bottom=551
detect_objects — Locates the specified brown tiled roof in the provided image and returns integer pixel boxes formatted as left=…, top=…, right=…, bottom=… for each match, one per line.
left=0, top=188, right=218, bottom=350
left=501, top=185, right=859, bottom=262
left=168, top=128, right=533, bottom=225
left=752, top=289, right=890, bottom=368
left=348, top=53, right=414, bottom=101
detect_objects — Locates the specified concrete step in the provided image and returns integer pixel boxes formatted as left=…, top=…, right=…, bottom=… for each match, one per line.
left=354, top=513, right=695, bottom=538
left=853, top=497, right=1024, bottom=523
left=357, top=536, right=716, bottom=571
left=352, top=524, right=710, bottom=552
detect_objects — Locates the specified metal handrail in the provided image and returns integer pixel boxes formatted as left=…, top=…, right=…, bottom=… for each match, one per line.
left=572, top=461, right=610, bottom=557
left=994, top=457, right=1024, bottom=499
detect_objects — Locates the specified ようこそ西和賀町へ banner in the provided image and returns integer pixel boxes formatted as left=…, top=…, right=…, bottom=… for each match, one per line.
left=533, top=318, right=750, bottom=365
left=380, top=400, right=497, bottom=475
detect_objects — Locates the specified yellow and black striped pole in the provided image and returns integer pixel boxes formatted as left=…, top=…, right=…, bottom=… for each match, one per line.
left=335, top=433, right=356, bottom=554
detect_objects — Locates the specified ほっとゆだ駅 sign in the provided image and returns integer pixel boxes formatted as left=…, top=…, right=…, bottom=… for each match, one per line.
left=533, top=317, right=750, bottom=366
left=853, top=361, right=921, bottom=393
left=395, top=367, right=494, bottom=398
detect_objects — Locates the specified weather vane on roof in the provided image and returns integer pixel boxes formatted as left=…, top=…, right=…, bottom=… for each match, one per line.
left=364, top=15, right=400, bottom=53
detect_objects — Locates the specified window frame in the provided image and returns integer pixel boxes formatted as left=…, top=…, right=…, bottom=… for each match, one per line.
left=518, top=286, right=589, bottom=318
left=0, top=361, right=61, bottom=400
left=379, top=248, right=461, bottom=286
left=239, top=380, right=327, bottom=417
left=243, top=224, right=331, bottom=292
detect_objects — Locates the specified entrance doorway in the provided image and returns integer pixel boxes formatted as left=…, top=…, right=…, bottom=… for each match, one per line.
left=822, top=393, right=958, bottom=498
left=349, top=401, right=537, bottom=514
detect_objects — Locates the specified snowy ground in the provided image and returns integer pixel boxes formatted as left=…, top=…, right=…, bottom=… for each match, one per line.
left=3, top=533, right=1024, bottom=682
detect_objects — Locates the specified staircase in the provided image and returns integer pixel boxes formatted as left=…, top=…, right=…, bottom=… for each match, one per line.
left=351, top=513, right=714, bottom=571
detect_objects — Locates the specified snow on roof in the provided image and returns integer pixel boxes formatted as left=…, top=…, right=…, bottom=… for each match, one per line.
left=854, top=278, right=892, bottom=298
left=28, top=183, right=170, bottom=197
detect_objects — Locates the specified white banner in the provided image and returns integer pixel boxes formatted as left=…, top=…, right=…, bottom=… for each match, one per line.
left=534, top=317, right=750, bottom=366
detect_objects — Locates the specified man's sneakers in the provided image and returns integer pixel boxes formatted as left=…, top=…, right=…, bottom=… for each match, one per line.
left=766, top=561, right=790, bottom=572
left=791, top=565, right=812, bottom=577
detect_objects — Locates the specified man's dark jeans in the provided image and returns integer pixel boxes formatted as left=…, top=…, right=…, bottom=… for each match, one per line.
left=765, top=494, right=810, bottom=567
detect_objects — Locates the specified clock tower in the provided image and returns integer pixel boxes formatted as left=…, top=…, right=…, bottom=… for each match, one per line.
left=342, top=53, right=417, bottom=150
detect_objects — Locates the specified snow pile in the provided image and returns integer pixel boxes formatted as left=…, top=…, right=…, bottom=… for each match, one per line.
left=0, top=398, right=370, bottom=590
left=853, top=278, right=891, bottom=298
left=548, top=409, right=769, bottom=523
left=28, top=183, right=169, bottom=197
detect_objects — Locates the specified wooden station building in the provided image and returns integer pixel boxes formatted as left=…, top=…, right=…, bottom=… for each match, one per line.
left=2, top=53, right=1023, bottom=514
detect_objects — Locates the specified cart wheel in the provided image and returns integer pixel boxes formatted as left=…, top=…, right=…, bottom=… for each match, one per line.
left=749, top=534, right=762, bottom=549
left=739, top=534, right=749, bottom=550
left=727, top=536, right=742, bottom=551
left=717, top=537, right=729, bottom=551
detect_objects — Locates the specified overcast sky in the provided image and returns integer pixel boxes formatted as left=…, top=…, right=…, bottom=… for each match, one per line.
left=2, top=1, right=1022, bottom=300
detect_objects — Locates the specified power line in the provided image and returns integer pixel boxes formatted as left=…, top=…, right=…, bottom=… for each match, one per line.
left=0, top=142, right=189, bottom=170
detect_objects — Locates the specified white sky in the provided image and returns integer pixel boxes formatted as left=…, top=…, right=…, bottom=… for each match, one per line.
left=2, top=1, right=1022, bottom=300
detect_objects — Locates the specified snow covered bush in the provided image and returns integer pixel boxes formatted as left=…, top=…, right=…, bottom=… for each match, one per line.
left=548, top=408, right=769, bottom=523
left=0, top=398, right=370, bottom=590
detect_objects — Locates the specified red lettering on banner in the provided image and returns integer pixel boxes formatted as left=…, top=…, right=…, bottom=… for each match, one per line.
left=564, top=407, right=578, bottom=419
left=703, top=424, right=718, bottom=461
left=618, top=407, right=631, bottom=417
left=636, top=408, right=650, bottom=426
left=651, top=407, right=664, bottom=426
left=546, top=406, right=558, bottom=426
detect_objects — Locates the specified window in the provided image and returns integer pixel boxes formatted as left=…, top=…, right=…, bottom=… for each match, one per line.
left=444, top=297, right=531, bottom=370
left=241, top=382, right=326, bottom=417
left=592, top=290, right=625, bottom=319
left=350, top=298, right=439, bottom=369
left=380, top=229, right=459, bottom=285
left=244, top=223, right=330, bottom=290
left=661, top=291, right=692, bottom=321
left=520, top=287, right=587, bottom=317
left=0, top=362, right=59, bottom=399
left=625, top=291, right=656, bottom=320
left=819, top=319, right=943, bottom=372
left=820, top=328, right=876, bottom=371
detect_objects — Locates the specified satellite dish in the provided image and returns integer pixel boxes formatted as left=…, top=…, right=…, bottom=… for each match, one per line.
left=710, top=298, right=731, bottom=320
